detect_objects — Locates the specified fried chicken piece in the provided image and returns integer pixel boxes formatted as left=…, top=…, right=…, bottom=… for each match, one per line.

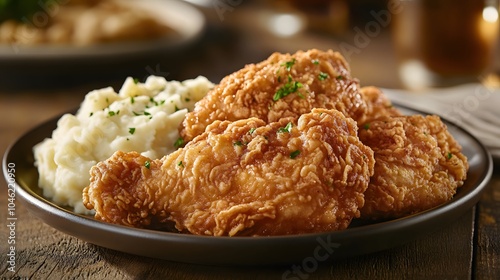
left=83, top=108, right=375, bottom=236
left=359, top=86, right=403, bottom=123
left=358, top=115, right=468, bottom=220
left=179, top=49, right=368, bottom=143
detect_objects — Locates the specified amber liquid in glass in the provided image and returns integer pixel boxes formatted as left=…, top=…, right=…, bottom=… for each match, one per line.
left=393, top=0, right=499, bottom=87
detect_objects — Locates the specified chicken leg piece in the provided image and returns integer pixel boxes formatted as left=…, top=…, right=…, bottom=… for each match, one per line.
left=83, top=108, right=375, bottom=236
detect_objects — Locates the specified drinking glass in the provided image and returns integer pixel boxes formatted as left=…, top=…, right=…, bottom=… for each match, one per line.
left=392, top=0, right=500, bottom=89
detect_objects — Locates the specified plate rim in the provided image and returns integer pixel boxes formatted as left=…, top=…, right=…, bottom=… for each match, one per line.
left=2, top=103, right=493, bottom=265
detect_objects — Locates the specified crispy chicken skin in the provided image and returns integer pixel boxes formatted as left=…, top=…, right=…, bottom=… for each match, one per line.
left=83, top=108, right=375, bottom=236
left=358, top=115, right=468, bottom=219
left=179, top=49, right=368, bottom=142
left=359, top=86, right=403, bottom=123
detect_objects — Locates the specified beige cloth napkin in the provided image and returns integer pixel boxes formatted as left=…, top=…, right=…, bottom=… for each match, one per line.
left=382, top=84, right=500, bottom=159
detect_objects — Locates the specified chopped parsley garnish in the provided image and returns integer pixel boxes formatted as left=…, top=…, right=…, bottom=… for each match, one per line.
left=282, top=58, right=296, bottom=71
left=89, top=112, right=93, bottom=117
left=278, top=122, right=293, bottom=133
left=336, top=75, right=344, bottom=80
left=129, top=127, right=136, bottom=135
left=274, top=58, right=304, bottom=101
left=174, top=105, right=180, bottom=112
left=130, top=97, right=135, bottom=104
left=363, top=123, right=370, bottom=130
left=312, top=59, right=320, bottom=65
left=174, top=137, right=184, bottom=149
left=108, top=110, right=116, bottom=117
left=290, top=150, right=301, bottom=159
left=447, top=152, right=453, bottom=159
left=248, top=127, right=256, bottom=134
left=273, top=75, right=303, bottom=101
left=318, top=72, right=329, bottom=81
left=150, top=97, right=158, bottom=106
left=185, top=98, right=191, bottom=102
left=233, top=140, right=244, bottom=146
left=177, top=161, right=184, bottom=168
left=133, top=78, right=140, bottom=84
left=148, top=98, right=165, bottom=107
left=144, top=161, right=151, bottom=169
left=133, top=110, right=151, bottom=118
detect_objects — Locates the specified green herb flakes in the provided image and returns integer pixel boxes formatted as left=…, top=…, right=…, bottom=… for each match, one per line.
left=447, top=152, right=453, bottom=159
left=128, top=127, right=136, bottom=135
left=278, top=122, right=293, bottom=133
left=150, top=97, right=159, bottom=106
left=363, top=123, right=370, bottom=130
left=233, top=141, right=244, bottom=146
left=273, top=76, right=303, bottom=101
left=282, top=58, right=296, bottom=71
left=248, top=128, right=256, bottom=134
left=290, top=150, right=301, bottom=159
left=318, top=72, right=329, bottom=81
left=144, top=161, right=151, bottom=169
left=174, top=137, right=184, bottom=149
left=177, top=161, right=184, bottom=168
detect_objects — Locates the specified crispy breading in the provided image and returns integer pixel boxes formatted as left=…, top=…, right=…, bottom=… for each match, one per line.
left=358, top=115, right=469, bottom=219
left=359, top=86, right=403, bottom=123
left=179, top=49, right=368, bottom=142
left=83, top=109, right=375, bottom=236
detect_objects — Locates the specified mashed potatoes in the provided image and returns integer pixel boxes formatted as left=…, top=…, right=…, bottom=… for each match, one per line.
left=34, top=75, right=213, bottom=214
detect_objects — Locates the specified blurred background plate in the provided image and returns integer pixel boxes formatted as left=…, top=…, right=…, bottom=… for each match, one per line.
left=0, top=0, right=205, bottom=89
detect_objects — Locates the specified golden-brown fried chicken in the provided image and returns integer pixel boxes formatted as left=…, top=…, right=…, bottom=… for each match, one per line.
left=359, top=86, right=403, bottom=123
left=358, top=115, right=468, bottom=220
left=83, top=108, right=375, bottom=236
left=179, top=49, right=368, bottom=143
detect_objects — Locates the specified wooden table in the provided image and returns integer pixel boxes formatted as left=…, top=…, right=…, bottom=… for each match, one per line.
left=1, top=3, right=499, bottom=279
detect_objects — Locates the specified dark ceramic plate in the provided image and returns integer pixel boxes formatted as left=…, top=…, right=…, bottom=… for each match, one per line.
left=2, top=104, right=492, bottom=266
